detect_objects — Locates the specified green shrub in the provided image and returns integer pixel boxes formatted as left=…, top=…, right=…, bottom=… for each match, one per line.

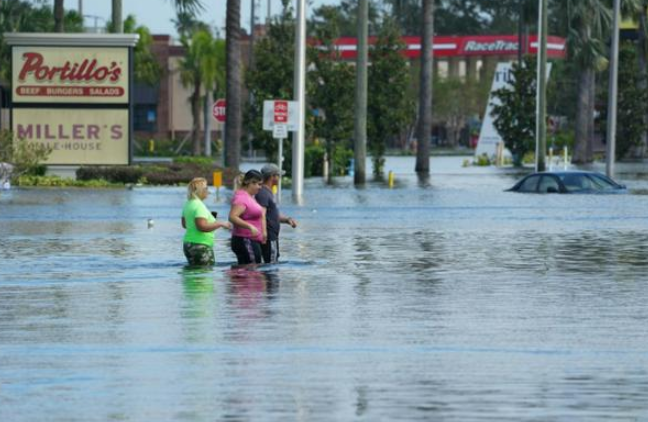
left=76, top=166, right=144, bottom=183
left=333, top=147, right=354, bottom=176
left=304, top=144, right=325, bottom=177
left=173, top=156, right=214, bottom=166
left=18, top=175, right=116, bottom=187
left=474, top=153, right=491, bottom=166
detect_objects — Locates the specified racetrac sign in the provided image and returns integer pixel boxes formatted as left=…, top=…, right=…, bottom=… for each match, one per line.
left=12, top=46, right=129, bottom=104
left=325, top=35, right=567, bottom=60
left=6, top=33, right=138, bottom=166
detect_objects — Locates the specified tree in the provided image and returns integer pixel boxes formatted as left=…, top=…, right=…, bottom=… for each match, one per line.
left=1, top=0, right=83, bottom=84
left=354, top=0, right=368, bottom=184
left=310, top=6, right=355, bottom=181
left=433, top=77, right=489, bottom=147
left=367, top=19, right=414, bottom=178
left=53, top=0, right=63, bottom=32
left=600, top=42, right=648, bottom=159
left=179, top=29, right=224, bottom=156
left=225, top=0, right=242, bottom=169
left=631, top=0, right=648, bottom=157
left=0, top=130, right=52, bottom=183
left=565, top=0, right=612, bottom=163
left=245, top=6, right=296, bottom=164
left=415, top=0, right=433, bottom=173
left=108, top=15, right=161, bottom=86
left=490, top=56, right=538, bottom=166
left=111, top=0, right=122, bottom=33
left=308, top=0, right=381, bottom=37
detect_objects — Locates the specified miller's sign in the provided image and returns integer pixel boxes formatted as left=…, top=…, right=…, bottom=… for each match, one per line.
left=12, top=109, right=129, bottom=165
left=12, top=46, right=129, bottom=104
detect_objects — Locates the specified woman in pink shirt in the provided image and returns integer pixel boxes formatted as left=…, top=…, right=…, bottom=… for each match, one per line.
left=229, top=170, right=266, bottom=264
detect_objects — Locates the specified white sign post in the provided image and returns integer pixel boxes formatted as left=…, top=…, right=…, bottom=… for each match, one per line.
left=263, top=100, right=298, bottom=202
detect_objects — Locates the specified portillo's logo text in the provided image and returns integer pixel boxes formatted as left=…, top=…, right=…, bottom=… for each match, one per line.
left=15, top=52, right=125, bottom=98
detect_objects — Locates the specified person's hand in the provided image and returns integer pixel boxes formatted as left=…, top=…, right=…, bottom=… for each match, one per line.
left=249, top=226, right=259, bottom=237
left=221, top=221, right=232, bottom=231
left=288, top=217, right=297, bottom=228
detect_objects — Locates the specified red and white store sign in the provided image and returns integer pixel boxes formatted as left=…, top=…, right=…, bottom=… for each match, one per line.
left=12, top=46, right=129, bottom=104
left=326, top=35, right=566, bottom=60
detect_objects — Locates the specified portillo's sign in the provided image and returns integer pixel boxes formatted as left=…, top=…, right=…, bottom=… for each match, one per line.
left=12, top=46, right=129, bottom=104
left=6, top=33, right=139, bottom=166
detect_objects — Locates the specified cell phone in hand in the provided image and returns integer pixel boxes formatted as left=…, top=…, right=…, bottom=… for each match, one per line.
left=211, top=211, right=218, bottom=218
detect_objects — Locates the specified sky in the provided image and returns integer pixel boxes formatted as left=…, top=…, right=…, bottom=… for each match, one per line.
left=72, top=0, right=333, bottom=38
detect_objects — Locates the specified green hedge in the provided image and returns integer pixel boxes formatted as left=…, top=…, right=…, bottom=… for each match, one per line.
left=76, top=166, right=144, bottom=183
left=76, top=162, right=240, bottom=186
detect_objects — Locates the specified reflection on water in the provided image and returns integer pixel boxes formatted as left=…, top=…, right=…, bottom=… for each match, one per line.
left=2, top=157, right=648, bottom=421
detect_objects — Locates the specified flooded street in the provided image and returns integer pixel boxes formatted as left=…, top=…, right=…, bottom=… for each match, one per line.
left=2, top=157, right=648, bottom=421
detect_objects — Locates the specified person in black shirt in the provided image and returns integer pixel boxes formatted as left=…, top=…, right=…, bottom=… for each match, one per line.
left=255, top=164, right=297, bottom=263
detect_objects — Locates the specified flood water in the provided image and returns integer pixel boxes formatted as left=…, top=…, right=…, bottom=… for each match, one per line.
left=2, top=156, right=648, bottom=421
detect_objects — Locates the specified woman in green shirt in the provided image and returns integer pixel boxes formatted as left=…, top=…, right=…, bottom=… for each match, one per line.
left=181, top=177, right=231, bottom=266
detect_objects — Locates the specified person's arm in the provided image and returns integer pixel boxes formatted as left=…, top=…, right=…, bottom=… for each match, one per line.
left=261, top=207, right=267, bottom=243
left=279, top=214, right=297, bottom=228
left=181, top=217, right=186, bottom=229
left=229, top=204, right=259, bottom=236
left=195, top=218, right=230, bottom=232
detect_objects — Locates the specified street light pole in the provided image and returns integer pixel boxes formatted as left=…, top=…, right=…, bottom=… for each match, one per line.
left=292, top=0, right=306, bottom=202
left=606, top=0, right=621, bottom=178
left=535, top=0, right=548, bottom=172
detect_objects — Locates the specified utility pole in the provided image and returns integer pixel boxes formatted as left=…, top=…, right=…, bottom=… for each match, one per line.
left=535, top=0, right=548, bottom=172
left=354, top=0, right=368, bottom=185
left=606, top=0, right=621, bottom=178
left=292, top=0, right=306, bottom=202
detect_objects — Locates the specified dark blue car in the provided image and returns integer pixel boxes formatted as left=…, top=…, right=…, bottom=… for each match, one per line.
left=507, top=171, right=627, bottom=194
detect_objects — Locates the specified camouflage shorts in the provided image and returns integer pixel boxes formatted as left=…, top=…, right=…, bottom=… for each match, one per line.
left=183, top=242, right=215, bottom=266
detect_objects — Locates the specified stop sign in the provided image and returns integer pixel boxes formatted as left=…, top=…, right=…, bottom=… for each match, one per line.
left=212, top=99, right=226, bottom=122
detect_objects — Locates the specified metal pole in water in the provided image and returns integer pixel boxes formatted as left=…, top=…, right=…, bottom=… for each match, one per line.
left=535, top=0, right=548, bottom=172
left=277, top=137, right=283, bottom=204
left=292, top=0, right=306, bottom=203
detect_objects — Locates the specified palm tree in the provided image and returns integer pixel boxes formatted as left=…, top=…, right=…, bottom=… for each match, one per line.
left=632, top=0, right=648, bottom=157
left=566, top=0, right=641, bottom=163
left=225, top=0, right=242, bottom=169
left=54, top=0, right=64, bottom=32
left=179, top=30, right=225, bottom=156
left=566, top=0, right=611, bottom=163
left=111, top=0, right=122, bottom=33
left=415, top=0, right=433, bottom=173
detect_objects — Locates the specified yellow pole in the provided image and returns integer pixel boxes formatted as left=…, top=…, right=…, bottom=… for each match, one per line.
left=148, top=139, right=155, bottom=153
left=388, top=170, right=394, bottom=188
left=213, top=171, right=222, bottom=201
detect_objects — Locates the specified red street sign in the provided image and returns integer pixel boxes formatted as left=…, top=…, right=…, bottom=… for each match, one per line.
left=274, top=100, right=288, bottom=124
left=213, top=99, right=226, bottom=122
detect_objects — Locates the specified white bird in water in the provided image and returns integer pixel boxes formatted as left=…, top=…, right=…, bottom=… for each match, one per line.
left=147, top=218, right=154, bottom=228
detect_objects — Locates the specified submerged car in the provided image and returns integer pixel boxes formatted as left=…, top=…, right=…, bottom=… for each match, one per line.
left=507, top=171, right=627, bottom=194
